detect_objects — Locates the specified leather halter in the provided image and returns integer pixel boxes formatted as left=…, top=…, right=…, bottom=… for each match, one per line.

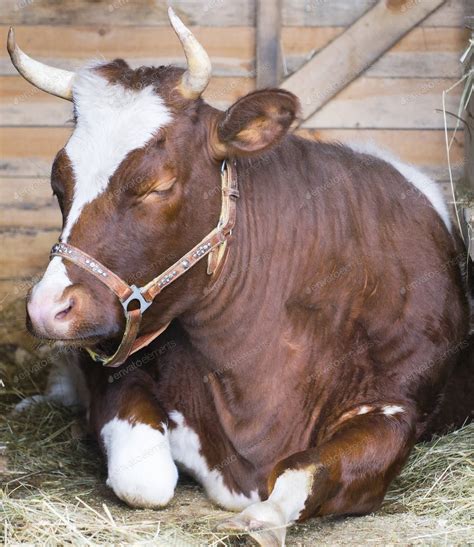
left=50, top=160, right=239, bottom=368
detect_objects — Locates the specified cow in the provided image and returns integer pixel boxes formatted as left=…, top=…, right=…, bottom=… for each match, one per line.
left=8, top=8, right=473, bottom=546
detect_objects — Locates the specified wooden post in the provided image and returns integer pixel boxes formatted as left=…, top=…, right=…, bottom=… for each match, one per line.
left=256, top=0, right=282, bottom=88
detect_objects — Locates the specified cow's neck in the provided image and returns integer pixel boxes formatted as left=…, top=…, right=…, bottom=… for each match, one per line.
left=178, top=149, right=316, bottom=435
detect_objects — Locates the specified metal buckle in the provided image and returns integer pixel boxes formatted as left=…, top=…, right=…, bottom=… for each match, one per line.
left=121, top=285, right=152, bottom=314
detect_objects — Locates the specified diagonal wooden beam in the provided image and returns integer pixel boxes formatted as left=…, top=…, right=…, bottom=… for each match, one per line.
left=281, top=0, right=446, bottom=123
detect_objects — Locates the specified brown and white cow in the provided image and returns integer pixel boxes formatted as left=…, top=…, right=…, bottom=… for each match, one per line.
left=9, top=9, right=473, bottom=545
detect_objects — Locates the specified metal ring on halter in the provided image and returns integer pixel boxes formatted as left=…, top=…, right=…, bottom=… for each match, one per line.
left=121, top=285, right=153, bottom=314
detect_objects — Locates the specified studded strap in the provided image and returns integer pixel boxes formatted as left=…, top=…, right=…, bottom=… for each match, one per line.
left=49, top=160, right=239, bottom=368
left=50, top=242, right=133, bottom=301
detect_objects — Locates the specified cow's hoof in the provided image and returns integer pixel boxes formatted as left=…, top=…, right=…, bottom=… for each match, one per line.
left=216, top=512, right=286, bottom=547
left=14, top=394, right=50, bottom=413
left=106, top=453, right=178, bottom=509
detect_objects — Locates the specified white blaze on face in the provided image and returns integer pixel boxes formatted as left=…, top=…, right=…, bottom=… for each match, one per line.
left=31, top=64, right=172, bottom=309
left=62, top=65, right=173, bottom=240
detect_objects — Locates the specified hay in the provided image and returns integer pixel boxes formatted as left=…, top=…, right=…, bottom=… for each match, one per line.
left=1, top=340, right=473, bottom=545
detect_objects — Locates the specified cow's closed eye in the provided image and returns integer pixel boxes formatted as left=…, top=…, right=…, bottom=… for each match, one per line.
left=146, top=177, right=177, bottom=198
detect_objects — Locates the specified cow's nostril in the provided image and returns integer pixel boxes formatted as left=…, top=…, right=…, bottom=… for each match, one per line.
left=54, top=299, right=75, bottom=321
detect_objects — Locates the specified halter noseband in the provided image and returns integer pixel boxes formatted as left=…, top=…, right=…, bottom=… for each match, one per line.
left=50, top=160, right=239, bottom=368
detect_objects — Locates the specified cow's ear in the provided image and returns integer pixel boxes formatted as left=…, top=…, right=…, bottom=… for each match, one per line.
left=213, top=89, right=299, bottom=157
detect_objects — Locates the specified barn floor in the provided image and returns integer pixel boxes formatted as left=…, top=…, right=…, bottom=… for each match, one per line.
left=1, top=301, right=473, bottom=545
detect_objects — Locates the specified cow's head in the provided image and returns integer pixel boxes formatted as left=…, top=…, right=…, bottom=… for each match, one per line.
left=9, top=9, right=298, bottom=348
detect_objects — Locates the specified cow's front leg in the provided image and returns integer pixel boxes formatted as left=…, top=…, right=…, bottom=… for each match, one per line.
left=218, top=404, right=415, bottom=546
left=89, top=370, right=178, bottom=509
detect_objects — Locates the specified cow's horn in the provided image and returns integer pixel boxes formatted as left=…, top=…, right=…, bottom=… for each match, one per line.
left=7, top=27, right=75, bottom=101
left=168, top=7, right=211, bottom=98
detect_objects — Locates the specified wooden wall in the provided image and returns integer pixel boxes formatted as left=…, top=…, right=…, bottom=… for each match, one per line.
left=0, top=0, right=470, bottom=308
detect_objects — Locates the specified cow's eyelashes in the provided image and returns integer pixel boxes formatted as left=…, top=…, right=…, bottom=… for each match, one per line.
left=149, top=177, right=177, bottom=196
left=155, top=134, right=166, bottom=146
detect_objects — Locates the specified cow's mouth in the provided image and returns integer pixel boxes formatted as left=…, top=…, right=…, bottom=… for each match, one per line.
left=26, top=314, right=120, bottom=349
left=53, top=335, right=105, bottom=347
left=29, top=334, right=105, bottom=350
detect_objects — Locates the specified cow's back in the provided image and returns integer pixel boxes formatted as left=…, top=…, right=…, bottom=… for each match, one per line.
left=246, top=135, right=471, bottom=440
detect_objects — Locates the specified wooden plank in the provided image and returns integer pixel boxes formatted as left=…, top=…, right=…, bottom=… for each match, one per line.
left=0, top=279, right=31, bottom=307
left=204, top=77, right=255, bottom=109
left=367, top=27, right=470, bottom=78
left=296, top=128, right=464, bottom=182
left=1, top=0, right=465, bottom=27
left=0, top=0, right=255, bottom=26
left=0, top=25, right=464, bottom=82
left=0, top=277, right=51, bottom=310
left=0, top=178, right=61, bottom=229
left=283, top=0, right=374, bottom=26
left=423, top=0, right=470, bottom=27
left=0, top=25, right=341, bottom=78
left=0, top=76, right=254, bottom=125
left=282, top=0, right=464, bottom=27
left=0, top=229, right=58, bottom=279
left=256, top=0, right=282, bottom=87
left=0, top=127, right=72, bottom=177
left=0, top=25, right=255, bottom=77
left=0, top=76, right=73, bottom=126
left=281, top=0, right=446, bottom=122
left=282, top=27, right=469, bottom=78
left=304, top=77, right=461, bottom=129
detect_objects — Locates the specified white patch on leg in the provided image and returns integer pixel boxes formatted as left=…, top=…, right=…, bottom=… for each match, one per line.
left=382, top=404, right=404, bottom=416
left=169, top=410, right=259, bottom=511
left=348, top=142, right=451, bottom=231
left=264, top=468, right=313, bottom=522
left=101, top=417, right=178, bottom=508
left=218, top=468, right=314, bottom=545
left=14, top=394, right=51, bottom=413
left=14, top=351, right=89, bottom=412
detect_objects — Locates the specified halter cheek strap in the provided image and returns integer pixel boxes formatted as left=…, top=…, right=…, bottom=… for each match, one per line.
left=50, top=160, right=239, bottom=368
